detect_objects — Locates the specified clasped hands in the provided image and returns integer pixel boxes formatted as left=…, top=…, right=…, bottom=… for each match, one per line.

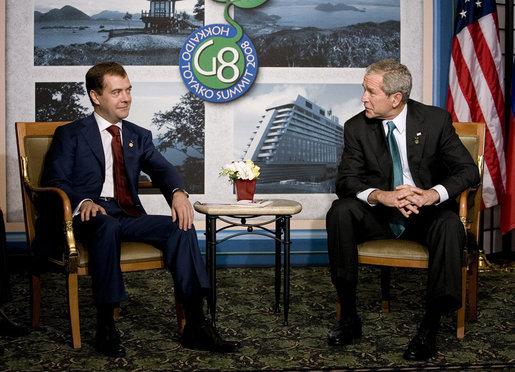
left=369, top=185, right=440, bottom=218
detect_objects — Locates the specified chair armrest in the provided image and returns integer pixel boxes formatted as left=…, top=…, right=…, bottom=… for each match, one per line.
left=22, top=181, right=79, bottom=273
left=458, top=188, right=469, bottom=220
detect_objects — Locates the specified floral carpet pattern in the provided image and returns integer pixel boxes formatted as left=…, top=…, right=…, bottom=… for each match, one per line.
left=0, top=264, right=513, bottom=371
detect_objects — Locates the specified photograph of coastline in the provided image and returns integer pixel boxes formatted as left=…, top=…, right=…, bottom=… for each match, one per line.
left=233, top=83, right=363, bottom=194
left=235, top=0, right=400, bottom=67
left=35, top=81, right=205, bottom=193
left=34, top=0, right=204, bottom=66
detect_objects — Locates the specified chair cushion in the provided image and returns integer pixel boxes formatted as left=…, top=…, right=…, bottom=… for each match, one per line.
left=358, top=239, right=429, bottom=261
left=78, top=242, right=163, bottom=267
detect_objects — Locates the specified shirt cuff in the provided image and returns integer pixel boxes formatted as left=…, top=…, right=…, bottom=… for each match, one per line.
left=172, top=188, right=189, bottom=198
left=73, top=198, right=92, bottom=217
left=357, top=188, right=378, bottom=206
left=431, top=184, right=448, bottom=205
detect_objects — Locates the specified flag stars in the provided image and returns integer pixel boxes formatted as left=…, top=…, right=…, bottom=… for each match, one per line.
left=460, top=9, right=467, bottom=18
left=475, top=0, right=482, bottom=7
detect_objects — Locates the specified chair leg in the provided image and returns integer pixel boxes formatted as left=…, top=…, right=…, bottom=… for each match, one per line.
left=30, top=274, right=41, bottom=329
left=468, top=254, right=479, bottom=321
left=380, top=267, right=391, bottom=312
left=67, top=273, right=81, bottom=349
left=456, top=266, right=467, bottom=338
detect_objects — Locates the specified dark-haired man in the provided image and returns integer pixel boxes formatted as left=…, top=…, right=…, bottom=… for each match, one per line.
left=42, top=61, right=240, bottom=357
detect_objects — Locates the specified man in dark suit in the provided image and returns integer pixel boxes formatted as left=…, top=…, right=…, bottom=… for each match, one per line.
left=0, top=208, right=29, bottom=356
left=326, top=59, right=479, bottom=360
left=41, top=62, right=240, bottom=357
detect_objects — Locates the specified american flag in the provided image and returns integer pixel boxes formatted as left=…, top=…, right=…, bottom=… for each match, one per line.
left=446, top=0, right=506, bottom=208
left=500, top=61, right=515, bottom=235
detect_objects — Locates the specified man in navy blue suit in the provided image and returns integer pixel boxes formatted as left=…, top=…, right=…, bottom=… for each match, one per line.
left=326, top=59, right=479, bottom=360
left=41, top=62, right=240, bottom=357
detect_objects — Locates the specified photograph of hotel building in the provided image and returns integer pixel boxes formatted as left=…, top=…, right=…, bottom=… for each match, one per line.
left=242, top=95, right=344, bottom=194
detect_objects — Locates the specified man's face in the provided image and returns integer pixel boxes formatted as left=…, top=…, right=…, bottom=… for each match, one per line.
left=90, top=73, right=132, bottom=124
left=361, top=73, right=397, bottom=120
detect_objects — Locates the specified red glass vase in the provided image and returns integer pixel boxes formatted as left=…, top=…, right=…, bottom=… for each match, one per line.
left=235, top=179, right=257, bottom=201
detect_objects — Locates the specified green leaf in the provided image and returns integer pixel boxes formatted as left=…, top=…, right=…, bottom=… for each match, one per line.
left=232, top=0, right=268, bottom=9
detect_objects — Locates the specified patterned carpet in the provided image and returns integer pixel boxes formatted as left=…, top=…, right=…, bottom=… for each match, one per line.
left=0, top=263, right=513, bottom=371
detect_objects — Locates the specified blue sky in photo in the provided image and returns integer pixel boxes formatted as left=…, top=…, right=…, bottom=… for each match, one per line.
left=232, top=83, right=364, bottom=159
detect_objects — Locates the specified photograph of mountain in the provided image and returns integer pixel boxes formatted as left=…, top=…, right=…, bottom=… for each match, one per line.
left=34, top=0, right=204, bottom=66
left=235, top=0, right=400, bottom=67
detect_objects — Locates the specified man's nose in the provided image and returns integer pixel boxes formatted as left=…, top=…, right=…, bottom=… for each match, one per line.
left=121, top=91, right=131, bottom=101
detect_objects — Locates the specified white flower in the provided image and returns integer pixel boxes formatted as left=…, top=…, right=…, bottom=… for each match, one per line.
left=219, top=160, right=260, bottom=184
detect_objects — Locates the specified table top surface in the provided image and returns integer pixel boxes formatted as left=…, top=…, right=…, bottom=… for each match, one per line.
left=194, top=198, right=302, bottom=216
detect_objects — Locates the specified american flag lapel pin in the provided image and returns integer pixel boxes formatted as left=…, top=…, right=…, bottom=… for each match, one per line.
left=129, top=140, right=134, bottom=148
left=414, top=132, right=422, bottom=144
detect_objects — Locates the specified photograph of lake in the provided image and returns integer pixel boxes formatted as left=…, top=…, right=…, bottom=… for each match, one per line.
left=235, top=0, right=400, bottom=67
left=34, top=0, right=203, bottom=66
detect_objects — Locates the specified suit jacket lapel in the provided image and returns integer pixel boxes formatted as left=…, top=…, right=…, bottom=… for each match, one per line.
left=121, top=121, right=139, bottom=182
left=80, top=114, right=105, bottom=169
left=406, top=102, right=426, bottom=185
left=369, top=119, right=392, bottom=180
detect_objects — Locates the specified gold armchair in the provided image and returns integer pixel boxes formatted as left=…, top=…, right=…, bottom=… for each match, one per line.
left=15, top=121, right=185, bottom=349
left=337, top=122, right=485, bottom=339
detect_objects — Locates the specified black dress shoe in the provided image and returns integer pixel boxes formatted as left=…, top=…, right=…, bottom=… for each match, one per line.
left=95, top=323, right=126, bottom=358
left=0, top=310, right=29, bottom=337
left=181, top=319, right=241, bottom=353
left=327, top=315, right=362, bottom=346
left=403, top=327, right=437, bottom=361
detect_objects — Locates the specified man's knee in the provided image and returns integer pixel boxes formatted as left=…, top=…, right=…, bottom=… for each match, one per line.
left=327, top=198, right=363, bottom=223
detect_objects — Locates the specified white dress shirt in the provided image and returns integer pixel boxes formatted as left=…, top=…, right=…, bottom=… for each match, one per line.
left=72, top=113, right=122, bottom=215
left=357, top=105, right=448, bottom=206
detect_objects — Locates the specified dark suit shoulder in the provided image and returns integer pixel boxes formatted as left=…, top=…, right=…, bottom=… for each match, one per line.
left=122, top=119, right=151, bottom=135
left=407, top=99, right=451, bottom=123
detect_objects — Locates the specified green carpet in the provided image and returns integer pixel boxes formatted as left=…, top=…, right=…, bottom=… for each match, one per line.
left=0, top=263, right=513, bottom=371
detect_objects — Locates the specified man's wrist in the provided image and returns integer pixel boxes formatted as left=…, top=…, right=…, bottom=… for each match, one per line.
left=172, top=188, right=189, bottom=198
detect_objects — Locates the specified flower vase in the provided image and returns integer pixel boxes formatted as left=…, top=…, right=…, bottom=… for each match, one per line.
left=235, top=179, right=257, bottom=201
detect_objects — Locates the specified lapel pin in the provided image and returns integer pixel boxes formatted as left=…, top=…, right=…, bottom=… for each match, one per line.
left=129, top=140, right=134, bottom=148
left=414, top=132, right=422, bottom=144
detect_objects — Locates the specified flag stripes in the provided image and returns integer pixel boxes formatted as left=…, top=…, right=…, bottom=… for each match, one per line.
left=447, top=0, right=506, bottom=208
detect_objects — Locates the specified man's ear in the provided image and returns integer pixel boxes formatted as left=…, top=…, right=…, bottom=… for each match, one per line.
left=89, top=90, right=100, bottom=106
left=391, top=92, right=403, bottom=108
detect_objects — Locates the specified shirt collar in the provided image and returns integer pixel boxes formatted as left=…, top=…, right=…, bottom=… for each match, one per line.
left=383, top=104, right=408, bottom=134
left=94, top=112, right=122, bottom=132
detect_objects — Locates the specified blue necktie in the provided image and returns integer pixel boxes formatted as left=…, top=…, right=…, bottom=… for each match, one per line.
left=386, top=121, right=405, bottom=237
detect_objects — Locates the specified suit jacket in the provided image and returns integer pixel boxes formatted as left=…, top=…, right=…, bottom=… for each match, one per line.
left=41, top=114, right=185, bottom=214
left=336, top=99, right=480, bottom=203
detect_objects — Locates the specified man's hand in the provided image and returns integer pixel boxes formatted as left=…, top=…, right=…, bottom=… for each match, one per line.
left=171, top=191, right=194, bottom=231
left=79, top=200, right=106, bottom=222
left=397, top=185, right=440, bottom=208
left=368, top=185, right=439, bottom=218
